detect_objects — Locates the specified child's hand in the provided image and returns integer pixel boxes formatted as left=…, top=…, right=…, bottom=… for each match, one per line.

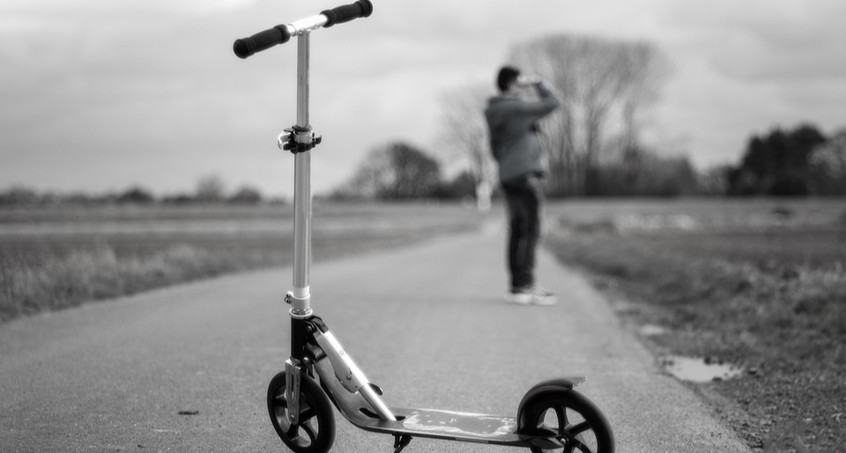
left=516, top=75, right=542, bottom=86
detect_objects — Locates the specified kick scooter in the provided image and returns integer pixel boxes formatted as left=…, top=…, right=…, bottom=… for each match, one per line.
left=233, top=2, right=615, bottom=452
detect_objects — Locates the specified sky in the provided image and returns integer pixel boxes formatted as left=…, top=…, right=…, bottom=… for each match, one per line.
left=2, top=0, right=845, bottom=198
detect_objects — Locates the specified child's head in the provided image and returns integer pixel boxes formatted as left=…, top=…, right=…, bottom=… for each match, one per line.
left=496, top=66, right=520, bottom=93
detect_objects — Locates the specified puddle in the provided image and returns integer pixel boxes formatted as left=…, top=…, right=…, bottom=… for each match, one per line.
left=615, top=214, right=698, bottom=232
left=661, top=355, right=743, bottom=383
left=639, top=324, right=668, bottom=337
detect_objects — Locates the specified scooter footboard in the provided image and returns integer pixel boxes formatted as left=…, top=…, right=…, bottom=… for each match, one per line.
left=401, top=408, right=516, bottom=438
left=313, top=356, right=564, bottom=448
left=322, top=392, right=558, bottom=448
left=386, top=408, right=551, bottom=447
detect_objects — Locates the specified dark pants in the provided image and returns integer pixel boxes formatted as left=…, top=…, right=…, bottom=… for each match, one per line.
left=502, top=175, right=543, bottom=289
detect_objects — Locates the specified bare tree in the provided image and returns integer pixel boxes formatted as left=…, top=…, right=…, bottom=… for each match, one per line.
left=809, top=130, right=846, bottom=195
left=509, top=35, right=668, bottom=195
left=195, top=174, right=226, bottom=202
left=438, top=83, right=495, bottom=210
left=340, top=142, right=442, bottom=200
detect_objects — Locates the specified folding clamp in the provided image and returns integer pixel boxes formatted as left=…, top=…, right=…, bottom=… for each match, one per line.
left=278, top=125, right=322, bottom=154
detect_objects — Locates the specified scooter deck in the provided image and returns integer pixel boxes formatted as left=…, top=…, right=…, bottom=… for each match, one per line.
left=314, top=357, right=562, bottom=448
left=392, top=408, right=519, bottom=443
left=348, top=407, right=561, bottom=449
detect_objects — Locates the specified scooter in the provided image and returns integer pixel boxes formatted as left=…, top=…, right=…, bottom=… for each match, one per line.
left=233, top=2, right=614, bottom=452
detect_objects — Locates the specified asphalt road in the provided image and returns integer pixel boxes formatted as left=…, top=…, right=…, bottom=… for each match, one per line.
left=0, top=224, right=751, bottom=453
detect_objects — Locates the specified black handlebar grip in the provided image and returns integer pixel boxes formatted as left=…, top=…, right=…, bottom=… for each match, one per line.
left=321, top=0, right=373, bottom=28
left=233, top=25, right=291, bottom=59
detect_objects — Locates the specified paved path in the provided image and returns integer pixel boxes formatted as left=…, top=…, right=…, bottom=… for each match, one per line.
left=0, top=225, right=750, bottom=452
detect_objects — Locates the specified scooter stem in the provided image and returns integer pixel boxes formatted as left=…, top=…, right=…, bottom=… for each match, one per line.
left=290, top=32, right=313, bottom=318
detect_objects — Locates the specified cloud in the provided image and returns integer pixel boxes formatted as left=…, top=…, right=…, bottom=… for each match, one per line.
left=2, top=0, right=846, bottom=195
left=656, top=0, right=846, bottom=81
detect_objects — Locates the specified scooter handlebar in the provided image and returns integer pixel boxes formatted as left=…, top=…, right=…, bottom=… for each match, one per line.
left=233, top=26, right=291, bottom=59
left=321, top=0, right=373, bottom=27
left=233, top=0, right=373, bottom=59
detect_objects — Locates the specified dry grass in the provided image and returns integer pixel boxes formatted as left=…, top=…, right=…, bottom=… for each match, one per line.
left=544, top=198, right=846, bottom=452
left=1, top=245, right=227, bottom=321
left=0, top=202, right=483, bottom=323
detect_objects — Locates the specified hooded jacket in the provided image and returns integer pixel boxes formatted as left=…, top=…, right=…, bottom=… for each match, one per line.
left=484, top=82, right=560, bottom=183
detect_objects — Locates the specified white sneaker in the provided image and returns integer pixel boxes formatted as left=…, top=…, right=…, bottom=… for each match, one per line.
left=529, top=286, right=558, bottom=306
left=504, top=286, right=558, bottom=306
left=504, top=290, right=533, bottom=305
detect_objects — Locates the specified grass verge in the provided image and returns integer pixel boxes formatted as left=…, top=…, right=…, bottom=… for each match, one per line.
left=545, top=228, right=845, bottom=453
left=1, top=244, right=261, bottom=322
left=0, top=203, right=483, bottom=323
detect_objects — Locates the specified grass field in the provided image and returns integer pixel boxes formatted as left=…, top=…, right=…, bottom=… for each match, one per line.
left=0, top=202, right=483, bottom=322
left=544, top=198, right=846, bottom=453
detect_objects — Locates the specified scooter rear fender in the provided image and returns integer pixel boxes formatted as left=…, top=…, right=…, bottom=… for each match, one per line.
left=516, top=377, right=585, bottom=431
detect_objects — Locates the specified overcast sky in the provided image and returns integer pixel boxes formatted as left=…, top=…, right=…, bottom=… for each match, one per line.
left=2, top=0, right=845, bottom=197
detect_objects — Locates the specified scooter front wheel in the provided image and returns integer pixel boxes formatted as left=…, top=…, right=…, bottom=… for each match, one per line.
left=521, top=390, right=614, bottom=453
left=267, top=370, right=336, bottom=453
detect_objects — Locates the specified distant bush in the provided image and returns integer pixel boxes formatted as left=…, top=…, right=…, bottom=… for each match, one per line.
left=228, top=186, right=263, bottom=204
left=0, top=186, right=41, bottom=205
left=808, top=130, right=846, bottom=195
left=727, top=124, right=829, bottom=197
left=116, top=187, right=155, bottom=204
left=0, top=179, right=269, bottom=207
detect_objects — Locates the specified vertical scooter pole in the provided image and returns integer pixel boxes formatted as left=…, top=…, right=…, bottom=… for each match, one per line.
left=290, top=31, right=314, bottom=319
left=284, top=32, right=317, bottom=425
left=285, top=21, right=397, bottom=423
left=234, top=1, right=374, bottom=318
left=282, top=3, right=374, bottom=318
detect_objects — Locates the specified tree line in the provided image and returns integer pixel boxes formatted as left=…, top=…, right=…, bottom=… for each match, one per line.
left=328, top=120, right=845, bottom=203
left=5, top=120, right=842, bottom=207
left=725, top=124, right=846, bottom=196
left=0, top=175, right=271, bottom=206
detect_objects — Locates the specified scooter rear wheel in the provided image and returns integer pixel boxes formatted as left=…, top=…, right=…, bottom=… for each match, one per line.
left=267, top=370, right=336, bottom=453
left=522, top=390, right=614, bottom=453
